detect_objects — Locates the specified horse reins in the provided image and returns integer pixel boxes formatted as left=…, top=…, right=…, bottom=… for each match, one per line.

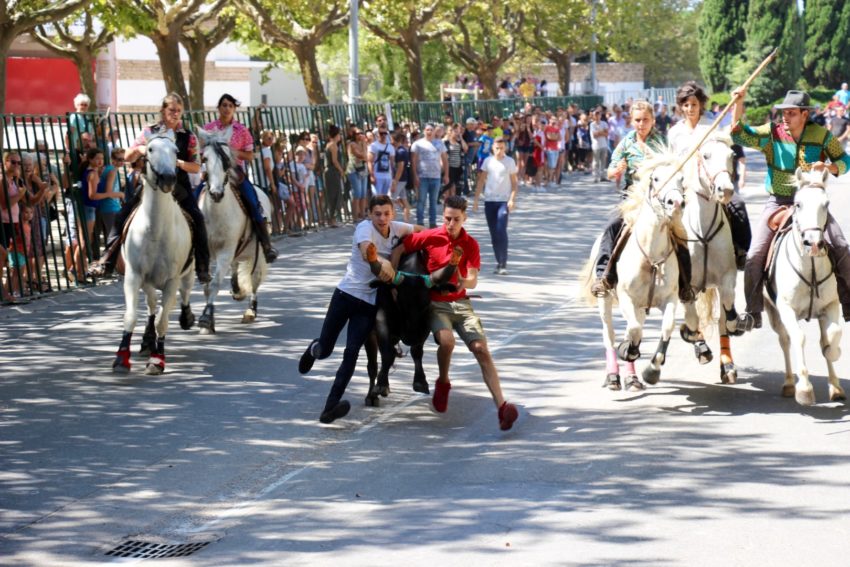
left=684, top=152, right=728, bottom=292
left=785, top=185, right=832, bottom=321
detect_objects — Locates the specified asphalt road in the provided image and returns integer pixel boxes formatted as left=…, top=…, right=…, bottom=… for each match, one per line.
left=2, top=150, right=850, bottom=566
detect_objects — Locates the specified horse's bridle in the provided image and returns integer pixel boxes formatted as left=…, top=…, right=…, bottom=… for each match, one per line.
left=694, top=150, right=732, bottom=202
left=785, top=181, right=832, bottom=321
left=144, top=135, right=178, bottom=192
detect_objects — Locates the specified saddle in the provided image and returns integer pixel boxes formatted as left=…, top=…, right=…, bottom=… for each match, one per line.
left=763, top=205, right=794, bottom=282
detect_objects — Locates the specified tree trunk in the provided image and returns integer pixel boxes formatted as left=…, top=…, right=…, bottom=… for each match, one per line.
left=151, top=33, right=189, bottom=102
left=75, top=47, right=98, bottom=107
left=553, top=54, right=572, bottom=97
left=0, top=32, right=13, bottom=121
left=478, top=67, right=498, bottom=99
left=184, top=40, right=208, bottom=111
left=402, top=40, right=426, bottom=101
left=293, top=41, right=328, bottom=105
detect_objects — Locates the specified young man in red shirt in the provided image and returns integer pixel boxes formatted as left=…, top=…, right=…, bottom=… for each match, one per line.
left=399, top=195, right=518, bottom=430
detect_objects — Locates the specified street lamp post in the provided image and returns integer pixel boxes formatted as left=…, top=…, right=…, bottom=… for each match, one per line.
left=348, top=0, right=359, bottom=104
left=589, top=0, right=597, bottom=94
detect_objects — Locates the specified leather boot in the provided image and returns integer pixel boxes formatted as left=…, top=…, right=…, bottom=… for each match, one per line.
left=675, top=243, right=695, bottom=302
left=255, top=218, right=278, bottom=263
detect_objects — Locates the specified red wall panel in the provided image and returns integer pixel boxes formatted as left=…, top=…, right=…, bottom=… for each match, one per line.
left=5, top=57, right=89, bottom=115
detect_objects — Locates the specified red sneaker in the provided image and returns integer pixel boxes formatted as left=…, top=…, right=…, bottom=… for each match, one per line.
left=432, top=380, right=451, bottom=413
left=498, top=401, right=518, bottom=431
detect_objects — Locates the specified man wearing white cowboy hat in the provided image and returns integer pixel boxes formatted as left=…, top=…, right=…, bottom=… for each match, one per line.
left=731, top=88, right=850, bottom=330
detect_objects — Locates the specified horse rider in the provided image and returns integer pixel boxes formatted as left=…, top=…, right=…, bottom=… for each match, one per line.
left=667, top=81, right=752, bottom=268
left=87, top=93, right=211, bottom=283
left=732, top=88, right=850, bottom=331
left=590, top=100, right=694, bottom=303
left=203, top=93, right=277, bottom=264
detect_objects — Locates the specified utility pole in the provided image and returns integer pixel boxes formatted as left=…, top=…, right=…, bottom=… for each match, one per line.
left=348, top=0, right=359, bottom=103
left=589, top=0, right=597, bottom=94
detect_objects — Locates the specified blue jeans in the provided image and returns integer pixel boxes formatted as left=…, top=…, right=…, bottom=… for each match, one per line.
left=348, top=172, right=367, bottom=199
left=313, top=288, right=378, bottom=410
left=238, top=177, right=264, bottom=223
left=417, top=177, right=441, bottom=227
left=485, top=201, right=509, bottom=267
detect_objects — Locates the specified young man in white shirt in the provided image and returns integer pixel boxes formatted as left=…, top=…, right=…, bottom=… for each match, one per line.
left=473, top=138, right=518, bottom=274
left=299, top=195, right=413, bottom=423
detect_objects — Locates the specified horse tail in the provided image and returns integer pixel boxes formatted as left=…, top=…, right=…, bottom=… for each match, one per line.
left=578, top=236, right=602, bottom=307
left=695, top=287, right=718, bottom=332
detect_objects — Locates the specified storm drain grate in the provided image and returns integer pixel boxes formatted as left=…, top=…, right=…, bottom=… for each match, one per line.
left=105, top=539, right=212, bottom=559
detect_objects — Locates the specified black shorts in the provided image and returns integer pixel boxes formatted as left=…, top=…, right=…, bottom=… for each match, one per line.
left=448, top=166, right=463, bottom=187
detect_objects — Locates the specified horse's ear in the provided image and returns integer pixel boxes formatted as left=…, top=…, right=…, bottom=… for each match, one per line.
left=223, top=124, right=234, bottom=144
left=795, top=167, right=804, bottom=181
left=196, top=127, right=210, bottom=146
left=163, top=128, right=176, bottom=142
left=821, top=167, right=830, bottom=183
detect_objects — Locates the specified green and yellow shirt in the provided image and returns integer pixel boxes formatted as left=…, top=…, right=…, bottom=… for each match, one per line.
left=608, top=129, right=667, bottom=189
left=731, top=120, right=850, bottom=197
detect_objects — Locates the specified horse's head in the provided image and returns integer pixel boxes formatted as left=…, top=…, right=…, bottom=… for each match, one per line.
left=197, top=126, right=235, bottom=203
left=143, top=129, right=178, bottom=193
left=640, top=156, right=685, bottom=219
left=697, top=135, right=735, bottom=204
left=793, top=167, right=830, bottom=257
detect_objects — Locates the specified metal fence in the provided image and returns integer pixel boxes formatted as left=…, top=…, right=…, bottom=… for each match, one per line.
left=0, top=93, right=602, bottom=303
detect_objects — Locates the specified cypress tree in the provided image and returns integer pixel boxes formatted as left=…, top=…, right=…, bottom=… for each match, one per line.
left=803, top=0, right=850, bottom=88
left=743, top=0, right=804, bottom=106
left=698, top=0, right=748, bottom=92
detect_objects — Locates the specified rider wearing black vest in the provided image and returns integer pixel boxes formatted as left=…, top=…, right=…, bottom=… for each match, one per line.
left=87, top=94, right=211, bottom=283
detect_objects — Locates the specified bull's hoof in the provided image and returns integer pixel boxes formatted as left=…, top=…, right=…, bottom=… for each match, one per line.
left=616, top=340, right=640, bottom=362
left=720, top=363, right=737, bottom=384
left=365, top=393, right=380, bottom=407
left=642, top=366, right=661, bottom=385
left=604, top=373, right=621, bottom=391
left=694, top=341, right=713, bottom=365
left=795, top=388, right=816, bottom=406
left=624, top=375, right=645, bottom=391
left=413, top=377, right=430, bottom=394
left=179, top=306, right=195, bottom=330
left=781, top=383, right=795, bottom=398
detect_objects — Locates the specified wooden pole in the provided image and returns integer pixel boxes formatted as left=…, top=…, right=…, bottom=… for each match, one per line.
left=655, top=48, right=779, bottom=193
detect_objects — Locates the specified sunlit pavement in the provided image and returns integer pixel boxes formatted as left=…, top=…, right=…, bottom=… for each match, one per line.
left=2, top=152, right=850, bottom=566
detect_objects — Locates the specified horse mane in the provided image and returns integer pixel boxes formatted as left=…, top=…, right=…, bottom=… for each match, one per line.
left=618, top=146, right=677, bottom=225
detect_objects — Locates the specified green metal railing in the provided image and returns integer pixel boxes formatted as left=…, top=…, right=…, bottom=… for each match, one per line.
left=0, top=93, right=602, bottom=303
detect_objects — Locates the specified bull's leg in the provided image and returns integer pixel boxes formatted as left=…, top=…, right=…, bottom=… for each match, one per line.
left=410, top=342, right=429, bottom=394
left=430, top=246, right=464, bottom=285
left=364, top=331, right=380, bottom=407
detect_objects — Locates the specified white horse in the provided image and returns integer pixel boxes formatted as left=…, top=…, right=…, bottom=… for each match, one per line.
left=113, top=130, right=195, bottom=375
left=196, top=127, right=269, bottom=334
left=764, top=167, right=845, bottom=406
left=581, top=151, right=686, bottom=390
left=679, top=135, right=742, bottom=384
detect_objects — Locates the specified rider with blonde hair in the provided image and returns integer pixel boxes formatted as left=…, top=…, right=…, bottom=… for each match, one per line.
left=87, top=93, right=210, bottom=283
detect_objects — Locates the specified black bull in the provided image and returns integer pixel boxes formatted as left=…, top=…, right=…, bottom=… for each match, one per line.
left=363, top=248, right=460, bottom=406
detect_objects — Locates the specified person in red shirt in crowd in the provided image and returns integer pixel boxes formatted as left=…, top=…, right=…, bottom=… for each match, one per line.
left=399, top=195, right=518, bottom=431
left=542, top=117, right=561, bottom=186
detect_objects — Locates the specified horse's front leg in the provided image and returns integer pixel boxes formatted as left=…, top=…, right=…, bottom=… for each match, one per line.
left=680, top=300, right=712, bottom=364
left=114, top=272, right=143, bottom=373
left=200, top=254, right=227, bottom=334
left=616, top=293, right=645, bottom=362
left=146, top=281, right=179, bottom=375
left=642, top=296, right=678, bottom=385
left=139, top=287, right=158, bottom=357
left=179, top=269, right=195, bottom=331
left=819, top=301, right=845, bottom=402
left=777, top=301, right=814, bottom=406
left=718, top=283, right=738, bottom=384
left=597, top=294, right=622, bottom=391
left=765, top=303, right=795, bottom=398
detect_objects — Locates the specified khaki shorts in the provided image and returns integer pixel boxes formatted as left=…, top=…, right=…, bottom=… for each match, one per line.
left=430, top=299, right=486, bottom=347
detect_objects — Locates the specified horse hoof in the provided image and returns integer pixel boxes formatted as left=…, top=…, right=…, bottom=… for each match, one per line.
left=642, top=366, right=661, bottom=385
left=603, top=373, right=622, bottom=391
left=720, top=363, right=737, bottom=385
left=829, top=388, right=847, bottom=402
left=616, top=340, right=640, bottom=362
left=795, top=388, right=816, bottom=406
left=180, top=310, right=195, bottom=330
left=112, top=355, right=131, bottom=374
left=624, top=375, right=645, bottom=391
left=694, top=341, right=713, bottom=365
left=198, top=315, right=215, bottom=334
left=413, top=378, right=430, bottom=394
left=781, top=384, right=795, bottom=398
left=241, top=310, right=256, bottom=324
left=144, top=363, right=164, bottom=376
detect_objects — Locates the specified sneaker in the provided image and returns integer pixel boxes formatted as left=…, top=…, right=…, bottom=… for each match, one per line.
left=299, top=339, right=319, bottom=374
left=498, top=401, right=518, bottom=431
left=497, top=266, right=508, bottom=275
left=320, top=400, right=351, bottom=424
left=591, top=277, right=612, bottom=297
left=432, top=380, right=451, bottom=413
